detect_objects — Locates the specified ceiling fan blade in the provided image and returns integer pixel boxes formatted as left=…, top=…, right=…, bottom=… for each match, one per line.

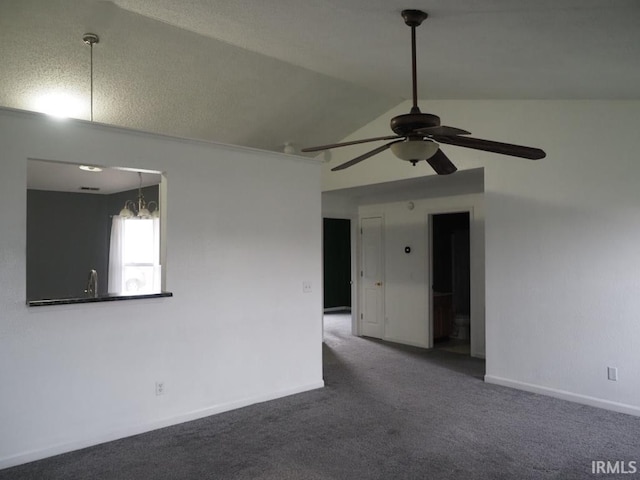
left=301, top=135, right=403, bottom=153
left=432, top=135, right=546, bottom=160
left=331, top=140, right=404, bottom=171
left=427, top=149, right=457, bottom=175
left=413, top=125, right=471, bottom=136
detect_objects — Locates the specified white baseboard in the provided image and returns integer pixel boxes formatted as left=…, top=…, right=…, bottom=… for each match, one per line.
left=484, top=375, right=640, bottom=417
left=0, top=380, right=325, bottom=470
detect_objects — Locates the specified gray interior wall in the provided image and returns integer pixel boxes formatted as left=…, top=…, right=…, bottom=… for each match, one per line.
left=27, top=190, right=110, bottom=300
left=26, top=185, right=160, bottom=300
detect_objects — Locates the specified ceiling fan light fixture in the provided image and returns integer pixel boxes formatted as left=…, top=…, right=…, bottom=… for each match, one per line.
left=390, top=140, right=439, bottom=162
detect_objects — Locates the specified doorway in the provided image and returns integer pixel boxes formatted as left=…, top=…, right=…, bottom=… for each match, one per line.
left=431, top=212, right=471, bottom=355
left=323, top=218, right=351, bottom=313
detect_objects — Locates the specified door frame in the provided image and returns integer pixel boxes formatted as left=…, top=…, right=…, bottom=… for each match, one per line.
left=427, top=207, right=475, bottom=352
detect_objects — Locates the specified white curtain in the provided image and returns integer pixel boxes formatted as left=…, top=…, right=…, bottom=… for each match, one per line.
left=151, top=217, right=161, bottom=292
left=108, top=216, right=125, bottom=294
left=108, top=216, right=161, bottom=295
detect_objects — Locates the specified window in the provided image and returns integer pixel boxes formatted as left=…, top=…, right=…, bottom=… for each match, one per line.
left=108, top=217, right=161, bottom=295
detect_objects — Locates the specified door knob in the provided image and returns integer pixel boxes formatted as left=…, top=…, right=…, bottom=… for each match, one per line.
left=376, top=282, right=383, bottom=286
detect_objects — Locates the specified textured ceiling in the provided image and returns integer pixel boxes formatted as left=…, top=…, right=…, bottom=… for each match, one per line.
left=1, top=0, right=639, bottom=155
left=114, top=0, right=640, bottom=99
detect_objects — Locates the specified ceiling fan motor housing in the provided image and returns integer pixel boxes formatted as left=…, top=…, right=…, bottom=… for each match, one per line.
left=390, top=112, right=440, bottom=136
left=401, top=10, right=428, bottom=27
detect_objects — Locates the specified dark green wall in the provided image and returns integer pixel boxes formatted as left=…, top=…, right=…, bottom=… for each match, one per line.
left=27, top=186, right=159, bottom=300
left=323, top=218, right=351, bottom=309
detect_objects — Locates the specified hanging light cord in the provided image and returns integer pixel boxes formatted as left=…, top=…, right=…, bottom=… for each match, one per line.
left=82, top=33, right=99, bottom=122
left=90, top=41, right=94, bottom=121
left=137, top=172, right=146, bottom=212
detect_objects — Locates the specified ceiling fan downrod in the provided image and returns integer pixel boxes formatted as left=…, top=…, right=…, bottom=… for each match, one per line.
left=401, top=10, right=428, bottom=114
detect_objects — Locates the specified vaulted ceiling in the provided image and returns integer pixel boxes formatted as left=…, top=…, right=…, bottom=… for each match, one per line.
left=1, top=0, right=639, bottom=155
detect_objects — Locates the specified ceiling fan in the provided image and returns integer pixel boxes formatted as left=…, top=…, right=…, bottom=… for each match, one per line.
left=301, top=10, right=546, bottom=174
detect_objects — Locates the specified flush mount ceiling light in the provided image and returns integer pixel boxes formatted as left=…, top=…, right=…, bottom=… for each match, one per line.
left=119, top=172, right=159, bottom=219
left=82, top=32, right=99, bottom=122
left=79, top=165, right=103, bottom=172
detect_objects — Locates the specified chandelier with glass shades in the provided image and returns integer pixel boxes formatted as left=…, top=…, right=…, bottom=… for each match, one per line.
left=119, top=172, right=159, bottom=219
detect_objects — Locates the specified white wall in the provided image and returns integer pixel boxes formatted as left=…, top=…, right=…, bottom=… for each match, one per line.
left=322, top=99, right=640, bottom=416
left=480, top=100, right=640, bottom=416
left=0, top=108, right=324, bottom=468
left=359, top=194, right=485, bottom=356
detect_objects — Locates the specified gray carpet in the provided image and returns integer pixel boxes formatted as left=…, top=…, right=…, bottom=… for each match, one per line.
left=2, top=313, right=638, bottom=479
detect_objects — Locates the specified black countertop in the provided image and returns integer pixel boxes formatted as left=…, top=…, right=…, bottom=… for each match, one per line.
left=27, top=292, right=173, bottom=307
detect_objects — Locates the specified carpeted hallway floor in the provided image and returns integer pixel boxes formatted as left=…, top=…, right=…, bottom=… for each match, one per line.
left=2, top=313, right=638, bottom=479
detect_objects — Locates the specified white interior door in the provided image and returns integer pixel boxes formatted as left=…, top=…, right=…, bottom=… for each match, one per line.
left=360, top=216, right=384, bottom=338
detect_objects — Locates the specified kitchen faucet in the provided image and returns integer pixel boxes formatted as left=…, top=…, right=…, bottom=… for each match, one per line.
left=85, top=269, right=98, bottom=298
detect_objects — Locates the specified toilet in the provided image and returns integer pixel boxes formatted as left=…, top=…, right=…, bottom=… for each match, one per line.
left=452, top=314, right=470, bottom=340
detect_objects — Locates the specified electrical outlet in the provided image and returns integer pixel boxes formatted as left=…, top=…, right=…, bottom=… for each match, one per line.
left=607, top=367, right=618, bottom=381
left=302, top=281, right=312, bottom=293
left=155, top=381, right=165, bottom=395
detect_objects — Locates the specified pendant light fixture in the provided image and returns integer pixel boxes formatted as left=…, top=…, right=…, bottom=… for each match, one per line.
left=119, top=172, right=159, bottom=219
left=82, top=32, right=99, bottom=121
